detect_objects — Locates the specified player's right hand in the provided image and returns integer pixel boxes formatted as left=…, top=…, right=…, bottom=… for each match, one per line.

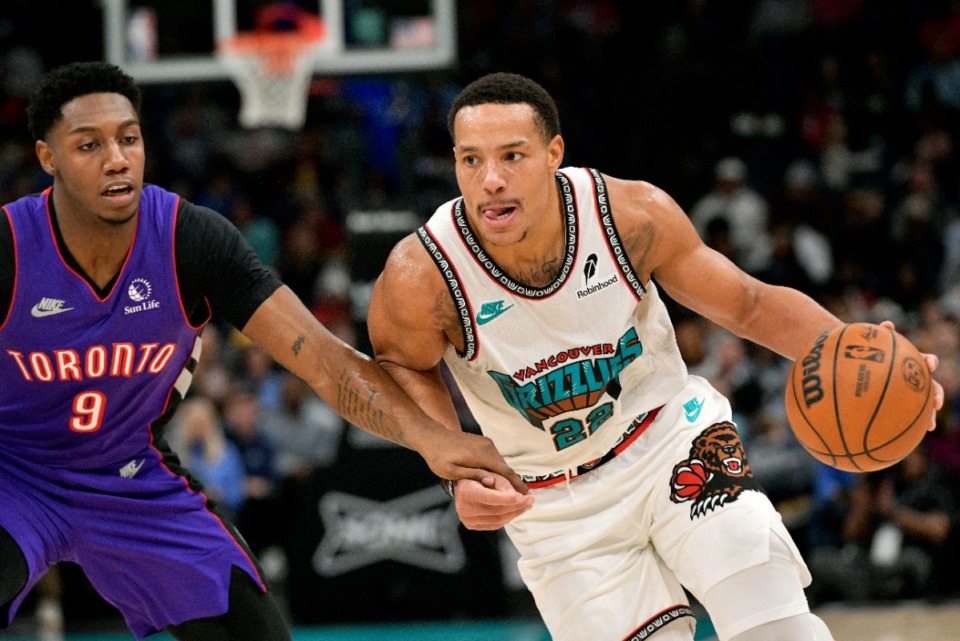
left=879, top=320, right=943, bottom=431
left=421, top=428, right=529, bottom=494
left=451, top=473, right=536, bottom=531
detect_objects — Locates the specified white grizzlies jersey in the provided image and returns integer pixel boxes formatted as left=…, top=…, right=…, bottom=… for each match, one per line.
left=419, top=167, right=689, bottom=478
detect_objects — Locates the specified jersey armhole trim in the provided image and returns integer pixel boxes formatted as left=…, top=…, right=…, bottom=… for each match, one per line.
left=417, top=223, right=478, bottom=361
left=588, top=168, right=646, bottom=302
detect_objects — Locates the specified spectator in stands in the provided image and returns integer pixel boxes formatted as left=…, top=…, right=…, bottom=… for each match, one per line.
left=235, top=342, right=285, bottom=413
left=741, top=402, right=815, bottom=507
left=190, top=323, right=235, bottom=411
left=690, top=156, right=774, bottom=274
left=223, top=383, right=281, bottom=557
left=277, top=216, right=325, bottom=307
left=806, top=463, right=858, bottom=552
left=764, top=159, right=836, bottom=294
left=262, top=372, right=345, bottom=480
left=918, top=316, right=960, bottom=476
left=905, top=26, right=960, bottom=114
left=170, top=397, right=247, bottom=521
left=231, top=195, right=281, bottom=270
left=808, top=444, right=958, bottom=603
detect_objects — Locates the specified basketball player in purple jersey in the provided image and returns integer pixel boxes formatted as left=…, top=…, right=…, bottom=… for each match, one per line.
left=0, top=62, right=525, bottom=641
left=367, top=73, right=944, bottom=640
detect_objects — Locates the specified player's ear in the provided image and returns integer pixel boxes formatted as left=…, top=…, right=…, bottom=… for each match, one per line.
left=35, top=141, right=56, bottom=177
left=547, top=134, right=564, bottom=170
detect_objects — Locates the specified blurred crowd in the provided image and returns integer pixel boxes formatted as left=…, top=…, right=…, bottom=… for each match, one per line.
left=2, top=0, right=960, bottom=633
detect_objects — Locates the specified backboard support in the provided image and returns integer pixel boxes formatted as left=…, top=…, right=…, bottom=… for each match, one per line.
left=100, top=0, right=457, bottom=84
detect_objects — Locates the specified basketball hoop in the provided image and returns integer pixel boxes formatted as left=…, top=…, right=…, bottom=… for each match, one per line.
left=217, top=6, right=326, bottom=130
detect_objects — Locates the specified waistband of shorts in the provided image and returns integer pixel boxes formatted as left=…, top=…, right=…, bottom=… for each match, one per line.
left=521, top=405, right=663, bottom=489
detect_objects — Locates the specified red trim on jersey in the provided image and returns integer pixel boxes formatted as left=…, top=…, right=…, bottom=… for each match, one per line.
left=525, top=405, right=662, bottom=489
left=44, top=187, right=138, bottom=303
left=424, top=220, right=480, bottom=361
left=589, top=170, right=644, bottom=303
left=170, top=194, right=212, bottom=330
left=151, top=432, right=268, bottom=592
left=0, top=205, right=17, bottom=332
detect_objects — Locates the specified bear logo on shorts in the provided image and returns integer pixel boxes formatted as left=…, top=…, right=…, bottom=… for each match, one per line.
left=668, top=421, right=762, bottom=519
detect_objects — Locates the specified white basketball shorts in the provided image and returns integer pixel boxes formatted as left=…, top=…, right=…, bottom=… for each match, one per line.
left=506, top=375, right=811, bottom=641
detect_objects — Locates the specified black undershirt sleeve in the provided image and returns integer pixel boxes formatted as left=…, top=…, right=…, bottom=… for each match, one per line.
left=175, top=200, right=282, bottom=329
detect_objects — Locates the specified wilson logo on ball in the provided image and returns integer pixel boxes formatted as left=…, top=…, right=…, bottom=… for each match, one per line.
left=785, top=322, right=934, bottom=473
left=801, top=330, right=829, bottom=408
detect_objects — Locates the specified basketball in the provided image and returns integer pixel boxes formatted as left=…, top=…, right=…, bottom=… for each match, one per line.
left=784, top=323, right=934, bottom=473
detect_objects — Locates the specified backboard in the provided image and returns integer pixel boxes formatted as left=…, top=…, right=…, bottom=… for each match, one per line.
left=100, top=0, right=457, bottom=83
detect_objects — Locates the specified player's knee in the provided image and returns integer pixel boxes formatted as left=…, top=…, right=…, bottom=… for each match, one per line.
left=729, top=613, right=833, bottom=641
left=702, top=529, right=816, bottom=639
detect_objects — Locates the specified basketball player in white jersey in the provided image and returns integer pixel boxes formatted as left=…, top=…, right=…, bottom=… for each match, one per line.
left=366, top=72, right=943, bottom=641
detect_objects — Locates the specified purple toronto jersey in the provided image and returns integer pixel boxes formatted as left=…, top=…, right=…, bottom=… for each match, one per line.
left=0, top=184, right=205, bottom=469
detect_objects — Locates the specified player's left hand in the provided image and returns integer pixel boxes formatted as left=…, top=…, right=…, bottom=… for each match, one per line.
left=451, top=473, right=535, bottom=530
left=878, top=320, right=944, bottom=431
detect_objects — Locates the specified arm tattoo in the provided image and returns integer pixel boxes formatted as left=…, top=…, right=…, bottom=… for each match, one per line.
left=336, top=369, right=407, bottom=446
left=624, top=221, right=655, bottom=278
left=292, top=335, right=305, bottom=356
left=431, top=290, right=461, bottom=334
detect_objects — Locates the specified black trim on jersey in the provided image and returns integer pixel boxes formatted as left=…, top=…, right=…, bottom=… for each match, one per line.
left=452, top=171, right=578, bottom=299
left=623, top=604, right=695, bottom=640
left=0, top=190, right=281, bottom=330
left=417, top=221, right=477, bottom=361
left=588, top=168, right=646, bottom=302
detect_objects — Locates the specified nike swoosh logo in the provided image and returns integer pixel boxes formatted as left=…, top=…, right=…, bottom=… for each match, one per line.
left=31, top=305, right=75, bottom=318
left=121, top=459, right=146, bottom=478
left=684, top=398, right=704, bottom=423
left=476, top=304, right=514, bottom=325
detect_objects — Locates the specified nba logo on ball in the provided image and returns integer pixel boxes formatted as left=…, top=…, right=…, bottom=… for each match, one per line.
left=785, top=323, right=934, bottom=473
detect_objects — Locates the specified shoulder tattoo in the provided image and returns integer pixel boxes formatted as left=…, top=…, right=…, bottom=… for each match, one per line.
left=431, top=290, right=461, bottom=334
left=624, top=220, right=655, bottom=277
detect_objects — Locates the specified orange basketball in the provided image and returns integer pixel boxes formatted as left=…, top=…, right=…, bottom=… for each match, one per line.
left=784, top=322, right=934, bottom=473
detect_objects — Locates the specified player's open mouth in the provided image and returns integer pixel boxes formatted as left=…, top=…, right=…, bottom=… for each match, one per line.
left=483, top=206, right=516, bottom=220
left=102, top=184, right=134, bottom=197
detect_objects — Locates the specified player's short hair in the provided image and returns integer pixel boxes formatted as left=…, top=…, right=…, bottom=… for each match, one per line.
left=27, top=61, right=142, bottom=141
left=447, top=72, right=561, bottom=144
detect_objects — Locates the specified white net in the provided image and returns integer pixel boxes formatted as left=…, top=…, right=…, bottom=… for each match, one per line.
left=219, top=35, right=322, bottom=130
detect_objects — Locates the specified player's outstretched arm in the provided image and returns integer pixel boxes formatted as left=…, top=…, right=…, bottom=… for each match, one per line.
left=241, top=283, right=524, bottom=491
left=367, top=234, right=534, bottom=522
left=605, top=175, right=842, bottom=361
left=608, top=176, right=943, bottom=433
